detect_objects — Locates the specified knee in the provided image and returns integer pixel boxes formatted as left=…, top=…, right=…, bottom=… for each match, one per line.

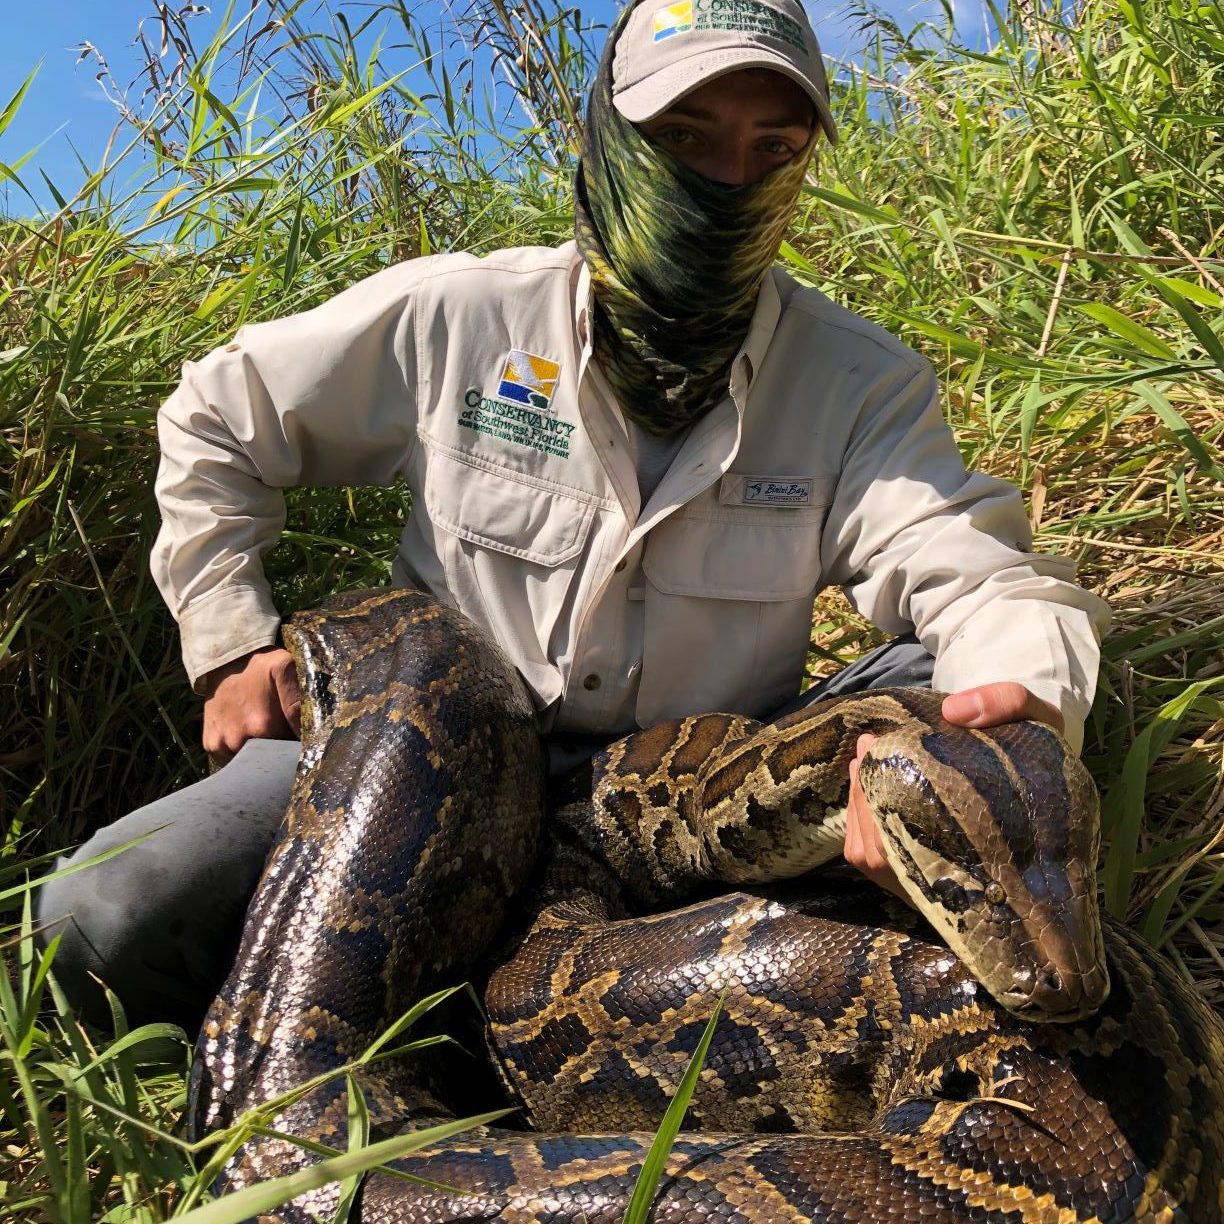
left=34, top=858, right=123, bottom=1022
left=37, top=837, right=138, bottom=949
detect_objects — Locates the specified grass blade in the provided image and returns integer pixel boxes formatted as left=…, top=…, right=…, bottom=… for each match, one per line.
left=173, top=1111, right=513, bottom=1223
left=622, top=990, right=726, bottom=1224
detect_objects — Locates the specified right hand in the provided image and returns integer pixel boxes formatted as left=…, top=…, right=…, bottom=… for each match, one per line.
left=202, top=645, right=301, bottom=764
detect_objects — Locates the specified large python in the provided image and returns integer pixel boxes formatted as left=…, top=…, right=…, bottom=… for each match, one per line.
left=188, top=589, right=1224, bottom=1222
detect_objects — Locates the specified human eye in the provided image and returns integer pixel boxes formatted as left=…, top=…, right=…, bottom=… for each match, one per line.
left=758, top=136, right=799, bottom=158
left=655, top=124, right=699, bottom=148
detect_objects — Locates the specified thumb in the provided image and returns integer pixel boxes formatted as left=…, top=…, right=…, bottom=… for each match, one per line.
left=274, top=657, right=302, bottom=736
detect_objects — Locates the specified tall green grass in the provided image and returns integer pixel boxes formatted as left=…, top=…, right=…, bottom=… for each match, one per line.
left=2, top=0, right=1223, bottom=1216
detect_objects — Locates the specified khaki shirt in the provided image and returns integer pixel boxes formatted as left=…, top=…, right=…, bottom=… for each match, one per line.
left=152, top=242, right=1108, bottom=751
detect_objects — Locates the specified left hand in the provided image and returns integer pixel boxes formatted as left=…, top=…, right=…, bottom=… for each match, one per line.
left=844, top=682, right=1064, bottom=900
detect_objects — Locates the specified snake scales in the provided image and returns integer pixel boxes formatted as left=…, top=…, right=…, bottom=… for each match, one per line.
left=188, top=588, right=1224, bottom=1222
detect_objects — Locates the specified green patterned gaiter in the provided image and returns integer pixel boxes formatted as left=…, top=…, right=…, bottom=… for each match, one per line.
left=574, top=8, right=814, bottom=436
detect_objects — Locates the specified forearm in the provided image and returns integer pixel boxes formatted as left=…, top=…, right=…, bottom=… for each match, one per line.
left=151, top=371, right=288, bottom=690
left=931, top=583, right=1106, bottom=753
left=150, top=260, right=423, bottom=686
left=820, top=363, right=1108, bottom=753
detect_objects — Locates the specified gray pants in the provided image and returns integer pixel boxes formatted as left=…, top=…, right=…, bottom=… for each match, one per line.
left=36, top=636, right=933, bottom=1032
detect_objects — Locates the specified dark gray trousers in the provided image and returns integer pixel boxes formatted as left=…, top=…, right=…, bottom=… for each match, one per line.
left=36, top=636, right=933, bottom=1032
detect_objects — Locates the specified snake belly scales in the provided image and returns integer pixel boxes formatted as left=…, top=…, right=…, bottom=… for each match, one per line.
left=187, top=589, right=1224, bottom=1223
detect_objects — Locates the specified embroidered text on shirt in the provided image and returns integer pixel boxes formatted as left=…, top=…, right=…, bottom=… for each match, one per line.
left=742, top=477, right=812, bottom=505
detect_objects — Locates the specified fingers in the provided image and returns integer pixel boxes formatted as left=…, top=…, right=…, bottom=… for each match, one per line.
left=942, top=682, right=1064, bottom=734
left=201, top=646, right=300, bottom=763
left=844, top=757, right=864, bottom=862
left=844, top=734, right=910, bottom=903
left=273, top=655, right=302, bottom=736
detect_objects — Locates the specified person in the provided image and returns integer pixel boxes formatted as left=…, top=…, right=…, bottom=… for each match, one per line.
left=37, top=0, right=1109, bottom=1032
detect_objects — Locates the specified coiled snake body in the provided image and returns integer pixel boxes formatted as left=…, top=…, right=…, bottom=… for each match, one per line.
left=189, top=590, right=1224, bottom=1222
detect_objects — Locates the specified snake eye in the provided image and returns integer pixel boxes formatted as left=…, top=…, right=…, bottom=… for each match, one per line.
left=985, top=881, right=1007, bottom=906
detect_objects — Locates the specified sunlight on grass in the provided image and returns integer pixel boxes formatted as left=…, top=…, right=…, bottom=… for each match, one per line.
left=3, top=0, right=1223, bottom=1216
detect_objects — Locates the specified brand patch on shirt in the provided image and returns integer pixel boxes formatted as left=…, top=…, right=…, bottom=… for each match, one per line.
left=653, top=1, right=694, bottom=40
left=460, top=351, right=575, bottom=459
left=497, top=349, right=561, bottom=413
left=742, top=477, right=812, bottom=505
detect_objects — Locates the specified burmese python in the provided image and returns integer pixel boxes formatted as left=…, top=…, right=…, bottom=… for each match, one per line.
left=188, top=589, right=1224, bottom=1221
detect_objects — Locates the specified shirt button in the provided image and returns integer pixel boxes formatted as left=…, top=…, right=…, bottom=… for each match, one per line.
left=583, top=673, right=601, bottom=691
left=614, top=559, right=627, bottom=572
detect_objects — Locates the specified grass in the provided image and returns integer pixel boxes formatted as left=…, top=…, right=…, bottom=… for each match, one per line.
left=2, top=0, right=1223, bottom=1216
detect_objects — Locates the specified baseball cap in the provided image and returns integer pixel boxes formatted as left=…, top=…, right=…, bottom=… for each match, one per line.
left=611, top=0, right=838, bottom=146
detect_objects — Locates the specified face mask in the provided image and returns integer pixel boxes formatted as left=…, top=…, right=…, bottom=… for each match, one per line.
left=574, top=11, right=813, bottom=436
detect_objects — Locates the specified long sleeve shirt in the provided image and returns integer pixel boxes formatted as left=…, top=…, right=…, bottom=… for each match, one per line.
left=152, top=242, right=1109, bottom=750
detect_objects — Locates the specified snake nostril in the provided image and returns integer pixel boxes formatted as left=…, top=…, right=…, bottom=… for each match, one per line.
left=1040, top=968, right=1063, bottom=994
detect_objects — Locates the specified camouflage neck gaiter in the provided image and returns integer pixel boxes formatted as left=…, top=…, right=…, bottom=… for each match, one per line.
left=573, top=11, right=813, bottom=436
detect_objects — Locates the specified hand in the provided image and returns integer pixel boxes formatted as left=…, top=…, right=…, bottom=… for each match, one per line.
left=845, top=734, right=908, bottom=900
left=202, top=646, right=301, bottom=764
left=843, top=683, right=1063, bottom=900
left=941, top=681, right=1063, bottom=736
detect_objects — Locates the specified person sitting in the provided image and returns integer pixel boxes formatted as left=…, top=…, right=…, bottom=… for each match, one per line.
left=36, top=0, right=1108, bottom=1033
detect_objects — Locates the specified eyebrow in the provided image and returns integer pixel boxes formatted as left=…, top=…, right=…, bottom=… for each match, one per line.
left=661, top=102, right=812, bottom=129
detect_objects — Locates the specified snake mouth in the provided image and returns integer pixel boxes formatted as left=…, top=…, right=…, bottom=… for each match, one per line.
left=1000, top=963, right=1110, bottom=1023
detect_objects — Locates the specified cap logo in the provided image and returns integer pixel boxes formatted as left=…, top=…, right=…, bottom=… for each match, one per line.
left=649, top=0, right=808, bottom=52
left=498, top=349, right=561, bottom=413
left=653, top=1, right=694, bottom=41
left=711, top=0, right=806, bottom=50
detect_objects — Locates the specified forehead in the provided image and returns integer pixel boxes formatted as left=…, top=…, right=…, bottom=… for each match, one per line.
left=667, top=68, right=814, bottom=123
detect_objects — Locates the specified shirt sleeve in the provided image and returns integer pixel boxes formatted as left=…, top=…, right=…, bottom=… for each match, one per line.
left=151, top=260, right=425, bottom=690
left=820, top=356, right=1110, bottom=753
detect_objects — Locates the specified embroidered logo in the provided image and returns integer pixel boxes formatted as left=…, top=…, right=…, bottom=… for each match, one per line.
left=653, top=1, right=694, bottom=40
left=459, top=351, right=575, bottom=459
left=743, top=477, right=812, bottom=506
left=652, top=0, right=806, bottom=50
left=497, top=349, right=561, bottom=413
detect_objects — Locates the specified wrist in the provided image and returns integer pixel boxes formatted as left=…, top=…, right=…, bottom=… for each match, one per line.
left=201, top=644, right=278, bottom=697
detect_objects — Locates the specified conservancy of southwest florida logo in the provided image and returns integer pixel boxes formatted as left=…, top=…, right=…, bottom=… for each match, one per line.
left=497, top=349, right=560, bottom=413
left=459, top=349, right=576, bottom=459
left=652, top=0, right=806, bottom=50
left=653, top=1, right=694, bottom=40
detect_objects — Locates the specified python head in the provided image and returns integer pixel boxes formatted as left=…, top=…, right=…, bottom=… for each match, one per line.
left=859, top=717, right=1109, bottom=1023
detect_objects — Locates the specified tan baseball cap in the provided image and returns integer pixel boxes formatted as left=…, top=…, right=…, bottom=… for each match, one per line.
left=611, top=0, right=838, bottom=146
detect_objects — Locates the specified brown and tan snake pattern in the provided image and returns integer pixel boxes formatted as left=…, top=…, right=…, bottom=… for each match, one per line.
left=188, top=589, right=1224, bottom=1222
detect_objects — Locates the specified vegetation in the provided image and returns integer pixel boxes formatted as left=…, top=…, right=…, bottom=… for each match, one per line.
left=2, top=0, right=1222, bottom=1216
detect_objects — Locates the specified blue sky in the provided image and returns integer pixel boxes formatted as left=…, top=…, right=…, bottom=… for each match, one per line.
left=2, top=1, right=985, bottom=209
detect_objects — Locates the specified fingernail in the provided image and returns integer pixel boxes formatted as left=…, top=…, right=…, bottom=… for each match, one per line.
left=945, top=693, right=986, bottom=723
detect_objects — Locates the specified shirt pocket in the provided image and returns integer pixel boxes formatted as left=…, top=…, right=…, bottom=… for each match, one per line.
left=423, top=442, right=595, bottom=565
left=637, top=489, right=831, bottom=724
left=418, top=437, right=598, bottom=702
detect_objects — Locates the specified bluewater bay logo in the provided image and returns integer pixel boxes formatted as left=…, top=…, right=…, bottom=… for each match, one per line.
left=743, top=477, right=812, bottom=505
left=497, top=349, right=561, bottom=413
left=653, top=1, right=694, bottom=40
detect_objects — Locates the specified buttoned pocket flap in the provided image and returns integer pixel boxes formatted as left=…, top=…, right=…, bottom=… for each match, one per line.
left=643, top=508, right=825, bottom=602
left=422, top=442, right=595, bottom=567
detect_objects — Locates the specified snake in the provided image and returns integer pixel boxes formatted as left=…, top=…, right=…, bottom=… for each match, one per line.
left=187, top=588, right=1224, bottom=1222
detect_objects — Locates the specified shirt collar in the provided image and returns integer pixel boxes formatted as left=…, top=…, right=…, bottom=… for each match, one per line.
left=570, top=243, right=593, bottom=351
left=734, top=270, right=782, bottom=398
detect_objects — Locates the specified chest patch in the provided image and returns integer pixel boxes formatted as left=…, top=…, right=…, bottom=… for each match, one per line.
left=458, top=349, right=575, bottom=459
left=742, top=477, right=813, bottom=506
